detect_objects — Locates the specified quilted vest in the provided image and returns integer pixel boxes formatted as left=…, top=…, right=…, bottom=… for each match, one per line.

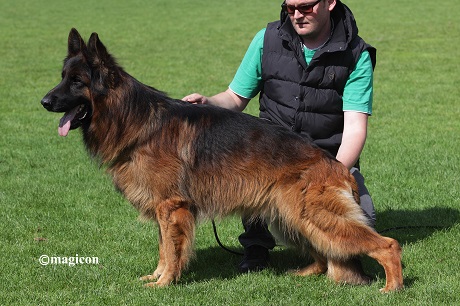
left=259, top=2, right=376, bottom=156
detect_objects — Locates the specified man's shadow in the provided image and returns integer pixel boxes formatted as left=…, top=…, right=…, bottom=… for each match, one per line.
left=183, top=207, right=459, bottom=285
left=374, top=206, right=459, bottom=245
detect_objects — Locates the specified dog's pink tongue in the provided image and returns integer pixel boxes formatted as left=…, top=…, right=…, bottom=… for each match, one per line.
left=58, top=106, right=80, bottom=137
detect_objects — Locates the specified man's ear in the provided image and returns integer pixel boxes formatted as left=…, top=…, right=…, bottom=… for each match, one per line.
left=327, top=0, right=337, bottom=11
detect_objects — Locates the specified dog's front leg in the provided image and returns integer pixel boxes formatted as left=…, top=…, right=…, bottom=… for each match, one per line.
left=153, top=226, right=166, bottom=278
left=140, top=226, right=165, bottom=282
left=142, top=197, right=195, bottom=287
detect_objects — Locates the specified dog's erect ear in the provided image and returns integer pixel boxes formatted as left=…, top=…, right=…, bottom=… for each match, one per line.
left=68, top=28, right=86, bottom=57
left=87, top=32, right=121, bottom=89
left=87, top=33, right=108, bottom=64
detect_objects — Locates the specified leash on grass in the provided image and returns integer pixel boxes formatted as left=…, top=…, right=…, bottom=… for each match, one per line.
left=212, top=219, right=445, bottom=256
left=212, top=220, right=244, bottom=256
left=377, top=225, right=445, bottom=234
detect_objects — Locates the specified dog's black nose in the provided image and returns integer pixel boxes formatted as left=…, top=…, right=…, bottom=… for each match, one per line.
left=41, top=97, right=52, bottom=110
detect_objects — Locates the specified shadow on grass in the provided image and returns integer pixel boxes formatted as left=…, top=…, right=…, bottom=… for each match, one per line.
left=182, top=207, right=459, bottom=285
left=364, top=206, right=459, bottom=286
left=183, top=246, right=311, bottom=285
left=183, top=246, right=242, bottom=282
left=375, top=206, right=459, bottom=245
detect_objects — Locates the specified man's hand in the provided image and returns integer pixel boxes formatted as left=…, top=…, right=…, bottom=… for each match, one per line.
left=182, top=93, right=209, bottom=104
left=182, top=89, right=250, bottom=112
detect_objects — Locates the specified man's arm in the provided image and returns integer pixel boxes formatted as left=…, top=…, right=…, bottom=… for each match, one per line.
left=336, top=111, right=368, bottom=170
left=182, top=88, right=250, bottom=112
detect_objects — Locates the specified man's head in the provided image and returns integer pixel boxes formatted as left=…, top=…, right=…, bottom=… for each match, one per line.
left=282, top=0, right=336, bottom=45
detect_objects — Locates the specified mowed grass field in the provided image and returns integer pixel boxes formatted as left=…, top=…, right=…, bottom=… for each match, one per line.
left=1, top=0, right=459, bottom=305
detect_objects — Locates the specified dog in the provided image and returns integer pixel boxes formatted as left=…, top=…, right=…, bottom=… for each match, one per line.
left=41, top=28, right=403, bottom=292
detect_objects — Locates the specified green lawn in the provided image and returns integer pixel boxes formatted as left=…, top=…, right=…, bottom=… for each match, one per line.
left=1, top=0, right=459, bottom=305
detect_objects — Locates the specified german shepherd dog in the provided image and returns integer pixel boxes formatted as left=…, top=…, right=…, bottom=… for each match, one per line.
left=41, top=29, right=403, bottom=292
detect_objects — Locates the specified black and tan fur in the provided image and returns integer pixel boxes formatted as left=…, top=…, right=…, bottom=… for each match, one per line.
left=41, top=29, right=403, bottom=292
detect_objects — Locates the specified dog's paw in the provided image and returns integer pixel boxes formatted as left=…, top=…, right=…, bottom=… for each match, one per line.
left=141, top=272, right=174, bottom=288
left=139, top=274, right=157, bottom=281
left=288, top=262, right=327, bottom=276
left=379, top=283, right=404, bottom=293
left=143, top=280, right=170, bottom=288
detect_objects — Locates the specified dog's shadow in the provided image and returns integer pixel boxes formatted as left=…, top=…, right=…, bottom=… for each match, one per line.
left=183, top=246, right=308, bottom=284
left=183, top=207, right=459, bottom=285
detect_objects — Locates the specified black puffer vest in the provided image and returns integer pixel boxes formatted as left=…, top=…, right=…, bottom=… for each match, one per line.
left=259, top=1, right=376, bottom=156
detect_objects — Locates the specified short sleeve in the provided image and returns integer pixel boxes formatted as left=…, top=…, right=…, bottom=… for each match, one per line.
left=228, top=29, right=266, bottom=99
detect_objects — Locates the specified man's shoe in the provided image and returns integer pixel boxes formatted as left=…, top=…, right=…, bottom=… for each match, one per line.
left=238, top=245, right=269, bottom=273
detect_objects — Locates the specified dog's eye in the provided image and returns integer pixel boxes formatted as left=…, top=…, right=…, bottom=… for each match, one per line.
left=72, top=77, right=85, bottom=87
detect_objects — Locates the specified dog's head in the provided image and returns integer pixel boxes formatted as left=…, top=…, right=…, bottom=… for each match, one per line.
left=41, top=28, right=121, bottom=136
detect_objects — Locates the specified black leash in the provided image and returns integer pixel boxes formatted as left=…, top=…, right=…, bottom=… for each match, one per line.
left=212, top=219, right=445, bottom=256
left=377, top=225, right=445, bottom=234
left=211, top=220, right=244, bottom=256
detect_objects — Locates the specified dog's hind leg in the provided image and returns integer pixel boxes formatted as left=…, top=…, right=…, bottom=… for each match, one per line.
left=142, top=198, right=195, bottom=287
left=288, top=247, right=371, bottom=285
left=289, top=248, right=327, bottom=276
left=367, top=236, right=403, bottom=293
left=320, top=227, right=403, bottom=292
left=321, top=228, right=403, bottom=292
left=287, top=185, right=403, bottom=292
left=327, top=258, right=372, bottom=285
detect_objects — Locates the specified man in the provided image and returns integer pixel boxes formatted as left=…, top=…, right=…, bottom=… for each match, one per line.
left=183, top=0, right=376, bottom=273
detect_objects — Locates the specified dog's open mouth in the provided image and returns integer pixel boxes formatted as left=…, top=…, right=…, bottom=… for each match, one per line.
left=58, top=104, right=90, bottom=137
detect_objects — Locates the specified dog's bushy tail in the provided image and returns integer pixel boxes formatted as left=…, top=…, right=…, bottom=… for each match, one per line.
left=278, top=182, right=377, bottom=259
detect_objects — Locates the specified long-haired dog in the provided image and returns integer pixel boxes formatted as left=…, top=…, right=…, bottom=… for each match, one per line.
left=41, top=29, right=403, bottom=292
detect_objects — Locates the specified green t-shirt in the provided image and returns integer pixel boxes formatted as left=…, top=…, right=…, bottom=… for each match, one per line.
left=229, top=28, right=374, bottom=114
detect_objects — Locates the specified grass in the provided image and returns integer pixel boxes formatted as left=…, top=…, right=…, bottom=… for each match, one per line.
left=1, top=0, right=459, bottom=304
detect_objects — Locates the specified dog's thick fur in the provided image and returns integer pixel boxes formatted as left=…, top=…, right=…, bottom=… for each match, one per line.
left=41, top=29, right=403, bottom=292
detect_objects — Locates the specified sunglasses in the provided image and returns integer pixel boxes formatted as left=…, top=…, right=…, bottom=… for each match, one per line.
left=282, top=0, right=323, bottom=15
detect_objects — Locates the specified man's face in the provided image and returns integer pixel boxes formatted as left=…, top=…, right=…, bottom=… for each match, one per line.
left=285, top=0, right=335, bottom=40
